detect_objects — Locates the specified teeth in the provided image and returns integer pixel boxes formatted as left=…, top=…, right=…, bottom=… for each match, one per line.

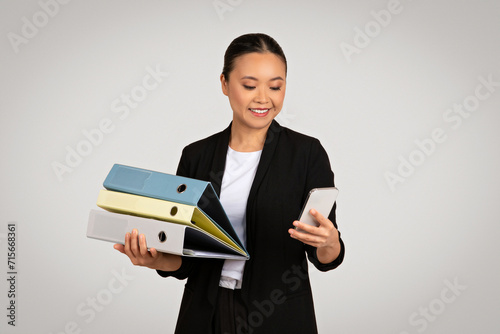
left=250, top=108, right=269, bottom=114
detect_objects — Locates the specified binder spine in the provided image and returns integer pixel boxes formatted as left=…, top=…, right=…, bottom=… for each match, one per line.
left=87, top=210, right=186, bottom=255
left=103, top=164, right=208, bottom=205
left=96, top=189, right=195, bottom=225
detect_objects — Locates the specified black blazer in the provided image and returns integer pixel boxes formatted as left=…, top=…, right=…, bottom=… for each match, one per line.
left=158, top=120, right=345, bottom=333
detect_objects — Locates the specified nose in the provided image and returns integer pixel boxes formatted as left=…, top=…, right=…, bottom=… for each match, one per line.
left=254, top=87, right=268, bottom=104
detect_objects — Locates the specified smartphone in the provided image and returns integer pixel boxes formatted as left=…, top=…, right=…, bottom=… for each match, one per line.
left=296, top=187, right=339, bottom=232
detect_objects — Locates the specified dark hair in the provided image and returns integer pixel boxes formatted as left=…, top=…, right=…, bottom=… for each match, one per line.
left=222, top=33, right=287, bottom=81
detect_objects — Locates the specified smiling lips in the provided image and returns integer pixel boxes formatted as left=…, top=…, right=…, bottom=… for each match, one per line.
left=249, top=108, right=271, bottom=117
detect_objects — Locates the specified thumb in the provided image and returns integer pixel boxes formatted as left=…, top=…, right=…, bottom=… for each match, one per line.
left=114, top=244, right=125, bottom=254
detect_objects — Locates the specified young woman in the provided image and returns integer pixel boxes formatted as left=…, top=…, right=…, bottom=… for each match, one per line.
left=114, top=33, right=345, bottom=334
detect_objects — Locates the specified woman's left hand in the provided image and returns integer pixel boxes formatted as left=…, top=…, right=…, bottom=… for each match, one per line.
left=288, top=209, right=341, bottom=264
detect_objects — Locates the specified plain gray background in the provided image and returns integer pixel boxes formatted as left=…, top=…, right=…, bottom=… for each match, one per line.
left=1, top=0, right=499, bottom=333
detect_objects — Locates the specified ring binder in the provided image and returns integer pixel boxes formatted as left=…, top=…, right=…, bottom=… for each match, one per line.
left=86, top=164, right=249, bottom=259
left=87, top=210, right=248, bottom=259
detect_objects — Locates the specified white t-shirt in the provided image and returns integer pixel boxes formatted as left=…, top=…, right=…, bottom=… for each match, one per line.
left=219, top=146, right=262, bottom=289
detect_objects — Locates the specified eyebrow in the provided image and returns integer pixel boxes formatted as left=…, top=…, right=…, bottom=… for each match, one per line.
left=241, top=76, right=284, bottom=81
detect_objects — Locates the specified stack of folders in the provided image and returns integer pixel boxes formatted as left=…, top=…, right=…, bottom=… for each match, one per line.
left=86, top=164, right=249, bottom=260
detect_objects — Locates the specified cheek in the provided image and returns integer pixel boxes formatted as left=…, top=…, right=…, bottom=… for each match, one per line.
left=273, top=91, right=286, bottom=109
left=229, top=86, right=250, bottom=108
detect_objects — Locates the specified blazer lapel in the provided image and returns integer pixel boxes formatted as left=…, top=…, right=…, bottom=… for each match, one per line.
left=209, top=122, right=231, bottom=197
left=247, top=120, right=282, bottom=203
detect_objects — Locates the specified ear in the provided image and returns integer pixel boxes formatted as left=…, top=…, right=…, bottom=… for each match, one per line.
left=220, top=74, right=229, bottom=96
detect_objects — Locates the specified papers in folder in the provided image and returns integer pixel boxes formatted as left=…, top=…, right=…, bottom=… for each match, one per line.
left=86, top=164, right=249, bottom=260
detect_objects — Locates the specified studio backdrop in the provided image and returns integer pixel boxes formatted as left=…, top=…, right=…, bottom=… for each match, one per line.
left=1, top=1, right=499, bottom=333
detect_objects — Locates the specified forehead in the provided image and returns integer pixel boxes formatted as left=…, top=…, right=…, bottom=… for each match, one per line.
left=231, top=52, right=286, bottom=80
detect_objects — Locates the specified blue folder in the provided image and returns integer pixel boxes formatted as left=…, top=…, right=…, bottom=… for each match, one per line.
left=103, top=164, right=247, bottom=256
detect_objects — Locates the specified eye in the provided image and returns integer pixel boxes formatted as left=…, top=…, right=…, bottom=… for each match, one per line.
left=270, top=87, right=282, bottom=91
left=243, top=85, right=256, bottom=90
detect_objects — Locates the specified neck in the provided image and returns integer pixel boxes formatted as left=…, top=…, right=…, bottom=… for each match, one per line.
left=229, top=122, right=270, bottom=152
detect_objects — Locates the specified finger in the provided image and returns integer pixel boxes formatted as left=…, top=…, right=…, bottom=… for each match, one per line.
left=150, top=247, right=159, bottom=259
left=139, top=234, right=150, bottom=257
left=289, top=227, right=322, bottom=247
left=310, top=210, right=337, bottom=235
left=123, top=232, right=133, bottom=257
left=114, top=243, right=125, bottom=254
left=129, top=229, right=140, bottom=257
left=293, top=220, right=317, bottom=234
left=309, top=209, right=329, bottom=227
left=289, top=224, right=316, bottom=241
left=290, top=219, right=328, bottom=244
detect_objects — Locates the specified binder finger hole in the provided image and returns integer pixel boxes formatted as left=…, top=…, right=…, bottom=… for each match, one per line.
left=177, top=184, right=187, bottom=193
left=158, top=231, right=167, bottom=243
left=170, top=206, right=178, bottom=216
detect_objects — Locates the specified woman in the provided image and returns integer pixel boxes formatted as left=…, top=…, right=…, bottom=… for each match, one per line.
left=114, top=33, right=345, bottom=334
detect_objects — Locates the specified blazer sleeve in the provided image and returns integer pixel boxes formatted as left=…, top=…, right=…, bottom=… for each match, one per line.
left=303, top=138, right=345, bottom=272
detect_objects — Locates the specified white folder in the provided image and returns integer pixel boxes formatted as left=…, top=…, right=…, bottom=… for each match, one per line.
left=87, top=209, right=248, bottom=260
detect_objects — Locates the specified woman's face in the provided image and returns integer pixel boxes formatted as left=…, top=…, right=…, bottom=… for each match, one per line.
left=221, top=52, right=286, bottom=133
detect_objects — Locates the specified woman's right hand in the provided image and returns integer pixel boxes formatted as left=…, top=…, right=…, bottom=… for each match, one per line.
left=114, top=229, right=182, bottom=272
